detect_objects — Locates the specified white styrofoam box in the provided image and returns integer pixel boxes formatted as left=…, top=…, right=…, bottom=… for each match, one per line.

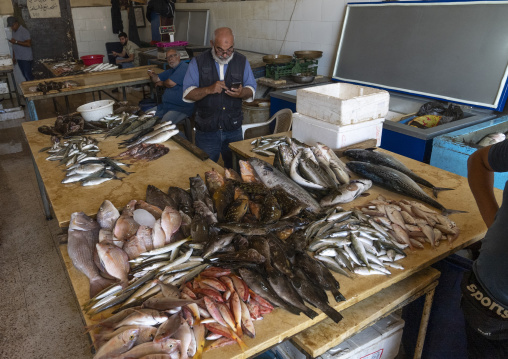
left=0, top=81, right=8, bottom=94
left=275, top=314, right=404, bottom=359
left=296, top=83, right=390, bottom=125
left=0, top=54, right=12, bottom=66
left=0, top=107, right=25, bottom=121
left=292, top=112, right=385, bottom=149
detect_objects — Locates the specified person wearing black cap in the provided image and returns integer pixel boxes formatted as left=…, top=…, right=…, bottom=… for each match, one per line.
left=7, top=16, right=34, bottom=81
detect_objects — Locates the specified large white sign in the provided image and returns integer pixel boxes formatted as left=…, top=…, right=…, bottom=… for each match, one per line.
left=28, top=0, right=61, bottom=19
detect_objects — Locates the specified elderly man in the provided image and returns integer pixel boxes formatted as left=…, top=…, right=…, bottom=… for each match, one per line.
left=7, top=16, right=34, bottom=81
left=148, top=49, right=194, bottom=132
left=183, top=27, right=256, bottom=169
left=112, top=32, right=139, bottom=69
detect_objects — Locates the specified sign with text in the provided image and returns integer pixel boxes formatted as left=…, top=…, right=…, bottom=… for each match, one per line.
left=28, top=0, right=61, bottom=19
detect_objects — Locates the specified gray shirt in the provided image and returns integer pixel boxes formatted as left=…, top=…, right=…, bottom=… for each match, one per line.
left=12, top=25, right=33, bottom=61
left=474, top=138, right=508, bottom=308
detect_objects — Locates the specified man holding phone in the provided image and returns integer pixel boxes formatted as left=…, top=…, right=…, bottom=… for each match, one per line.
left=182, top=27, right=256, bottom=169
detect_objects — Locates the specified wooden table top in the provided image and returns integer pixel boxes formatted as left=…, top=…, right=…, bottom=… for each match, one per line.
left=20, top=65, right=161, bottom=100
left=58, top=131, right=501, bottom=359
left=42, top=61, right=86, bottom=77
left=230, top=131, right=291, bottom=164
left=22, top=117, right=220, bottom=228
left=0, top=64, right=14, bottom=73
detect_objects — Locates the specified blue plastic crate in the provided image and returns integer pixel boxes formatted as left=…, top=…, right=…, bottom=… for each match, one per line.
left=430, top=115, right=508, bottom=190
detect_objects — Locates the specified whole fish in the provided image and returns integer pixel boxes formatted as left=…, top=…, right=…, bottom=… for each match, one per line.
left=114, top=337, right=181, bottom=358
left=261, top=194, right=282, bottom=224
left=189, top=175, right=214, bottom=212
left=239, top=160, right=259, bottom=182
left=96, top=242, right=130, bottom=283
left=114, top=200, right=139, bottom=241
left=67, top=212, right=114, bottom=297
left=205, top=168, right=225, bottom=196
left=167, top=186, right=194, bottom=217
left=202, top=233, right=236, bottom=258
left=160, top=206, right=182, bottom=244
left=344, top=148, right=453, bottom=197
left=212, top=181, right=235, bottom=221
left=146, top=185, right=178, bottom=211
left=94, top=328, right=139, bottom=359
left=224, top=197, right=249, bottom=223
left=346, top=161, right=465, bottom=215
left=154, top=313, right=181, bottom=343
left=249, top=157, right=321, bottom=213
left=96, top=200, right=120, bottom=230
left=477, top=132, right=506, bottom=147
left=320, top=179, right=372, bottom=207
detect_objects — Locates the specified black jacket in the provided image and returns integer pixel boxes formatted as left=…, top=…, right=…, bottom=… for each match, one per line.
left=146, top=0, right=175, bottom=21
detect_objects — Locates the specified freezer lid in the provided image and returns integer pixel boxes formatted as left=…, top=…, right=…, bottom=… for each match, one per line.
left=332, top=1, right=508, bottom=112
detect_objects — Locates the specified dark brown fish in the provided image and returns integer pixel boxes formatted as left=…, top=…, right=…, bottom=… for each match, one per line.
left=210, top=248, right=266, bottom=264
left=261, top=194, right=282, bottom=224
left=146, top=185, right=178, bottom=211
left=194, top=200, right=218, bottom=225
left=205, top=169, right=225, bottom=196
left=271, top=187, right=304, bottom=218
left=267, top=236, right=292, bottom=277
left=202, top=233, right=236, bottom=258
left=190, top=175, right=214, bottom=212
left=249, top=236, right=273, bottom=272
left=224, top=198, right=249, bottom=223
left=213, top=181, right=235, bottom=221
left=167, top=186, right=194, bottom=217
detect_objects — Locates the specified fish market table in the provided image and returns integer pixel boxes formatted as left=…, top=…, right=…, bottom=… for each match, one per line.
left=22, top=116, right=220, bottom=227
left=63, top=132, right=500, bottom=358
left=20, top=65, right=161, bottom=121
left=42, top=61, right=86, bottom=77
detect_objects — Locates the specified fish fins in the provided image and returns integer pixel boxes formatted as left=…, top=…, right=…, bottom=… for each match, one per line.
left=360, top=192, right=370, bottom=197
left=89, top=276, right=116, bottom=298
left=442, top=208, right=468, bottom=216
left=303, top=307, right=319, bottom=319
left=321, top=304, right=344, bottom=324
left=366, top=147, right=378, bottom=151
left=331, top=288, right=346, bottom=302
left=432, top=187, right=454, bottom=198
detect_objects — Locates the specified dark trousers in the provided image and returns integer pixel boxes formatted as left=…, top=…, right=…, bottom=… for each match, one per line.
left=18, top=60, right=34, bottom=81
left=195, top=127, right=243, bottom=169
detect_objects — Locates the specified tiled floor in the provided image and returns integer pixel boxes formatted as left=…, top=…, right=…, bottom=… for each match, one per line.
left=0, top=89, right=145, bottom=358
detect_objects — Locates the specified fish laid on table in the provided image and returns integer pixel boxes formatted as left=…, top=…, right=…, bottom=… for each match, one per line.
left=477, top=132, right=506, bottom=147
left=344, top=148, right=453, bottom=197
left=67, top=212, right=115, bottom=297
left=346, top=161, right=465, bottom=215
left=320, top=179, right=372, bottom=207
left=117, top=143, right=170, bottom=162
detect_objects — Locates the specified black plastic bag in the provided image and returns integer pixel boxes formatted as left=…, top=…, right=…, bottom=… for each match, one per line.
left=416, top=101, right=464, bottom=125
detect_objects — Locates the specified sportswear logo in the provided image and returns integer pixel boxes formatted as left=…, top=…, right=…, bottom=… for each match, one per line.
left=467, top=283, right=508, bottom=319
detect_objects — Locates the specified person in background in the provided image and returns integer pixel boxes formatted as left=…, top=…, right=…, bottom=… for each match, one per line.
left=182, top=27, right=256, bottom=169
left=463, top=141, right=508, bottom=358
left=112, top=32, right=139, bottom=69
left=146, top=0, right=175, bottom=44
left=7, top=16, right=34, bottom=81
left=147, top=49, right=194, bottom=138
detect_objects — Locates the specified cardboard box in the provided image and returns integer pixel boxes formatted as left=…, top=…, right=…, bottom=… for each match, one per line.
left=296, top=83, right=389, bottom=126
left=292, top=112, right=385, bottom=149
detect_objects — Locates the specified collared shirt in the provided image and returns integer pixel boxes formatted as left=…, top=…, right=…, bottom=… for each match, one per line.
left=182, top=53, right=257, bottom=103
left=156, top=61, right=195, bottom=117
left=123, top=41, right=139, bottom=66
left=12, top=25, right=33, bottom=61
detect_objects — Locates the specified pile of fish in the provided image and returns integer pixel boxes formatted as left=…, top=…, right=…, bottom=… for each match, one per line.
left=106, top=112, right=162, bottom=139
left=476, top=132, right=506, bottom=147
left=118, top=121, right=179, bottom=148
left=117, top=143, right=170, bottom=162
left=38, top=114, right=86, bottom=137
left=34, top=80, right=75, bottom=95
left=62, top=157, right=132, bottom=186
left=42, top=136, right=100, bottom=166
left=84, top=63, right=119, bottom=72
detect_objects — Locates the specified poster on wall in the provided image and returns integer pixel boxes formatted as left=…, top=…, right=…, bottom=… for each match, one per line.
left=27, top=0, right=61, bottom=19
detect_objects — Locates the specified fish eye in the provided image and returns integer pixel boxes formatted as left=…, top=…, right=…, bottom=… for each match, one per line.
left=130, top=335, right=135, bottom=339
left=150, top=334, right=154, bottom=340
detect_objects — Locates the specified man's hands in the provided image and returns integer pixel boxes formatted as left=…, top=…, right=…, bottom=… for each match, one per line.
left=207, top=81, right=228, bottom=95
left=226, top=84, right=243, bottom=98
left=112, top=51, right=119, bottom=57
left=8, top=38, right=16, bottom=45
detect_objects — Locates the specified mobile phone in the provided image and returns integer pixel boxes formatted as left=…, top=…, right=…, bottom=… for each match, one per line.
left=231, top=82, right=241, bottom=89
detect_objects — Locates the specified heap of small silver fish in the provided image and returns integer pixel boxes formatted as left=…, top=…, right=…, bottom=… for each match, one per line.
left=42, top=136, right=100, bottom=167
left=62, top=157, right=131, bottom=186
left=83, top=63, right=118, bottom=72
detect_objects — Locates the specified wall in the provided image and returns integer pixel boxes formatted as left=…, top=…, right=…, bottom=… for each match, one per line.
left=176, top=0, right=350, bottom=76
left=72, top=6, right=151, bottom=58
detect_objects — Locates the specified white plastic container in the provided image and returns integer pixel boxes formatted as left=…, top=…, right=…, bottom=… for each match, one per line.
left=0, top=55, right=13, bottom=67
left=275, top=314, right=404, bottom=359
left=292, top=112, right=385, bottom=149
left=76, top=100, right=115, bottom=122
left=296, top=83, right=389, bottom=125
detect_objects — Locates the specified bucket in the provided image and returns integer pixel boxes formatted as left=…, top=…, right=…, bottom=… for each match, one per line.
left=242, top=99, right=271, bottom=124
left=81, top=55, right=104, bottom=66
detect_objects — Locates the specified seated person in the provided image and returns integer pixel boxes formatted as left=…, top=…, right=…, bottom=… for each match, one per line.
left=148, top=49, right=194, bottom=138
left=112, top=32, right=139, bottom=69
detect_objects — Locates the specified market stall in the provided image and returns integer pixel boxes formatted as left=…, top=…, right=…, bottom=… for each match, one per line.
left=20, top=65, right=161, bottom=121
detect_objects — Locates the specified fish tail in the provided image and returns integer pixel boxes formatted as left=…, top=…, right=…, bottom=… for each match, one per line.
left=442, top=208, right=468, bottom=216
left=231, top=331, right=249, bottom=352
left=322, top=305, right=344, bottom=324
left=303, top=307, right=319, bottom=319
left=331, top=288, right=346, bottom=302
left=432, top=187, right=454, bottom=198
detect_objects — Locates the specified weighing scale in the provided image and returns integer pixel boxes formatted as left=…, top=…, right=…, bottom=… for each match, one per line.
left=157, top=25, right=189, bottom=60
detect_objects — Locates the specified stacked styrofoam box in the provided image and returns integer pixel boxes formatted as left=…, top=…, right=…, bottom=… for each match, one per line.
left=274, top=313, right=404, bottom=359
left=293, top=83, right=389, bottom=148
left=0, top=54, right=12, bottom=66
left=0, top=81, right=8, bottom=94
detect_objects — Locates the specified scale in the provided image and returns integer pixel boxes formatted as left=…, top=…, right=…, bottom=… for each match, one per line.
left=157, top=25, right=189, bottom=61
left=264, top=51, right=321, bottom=80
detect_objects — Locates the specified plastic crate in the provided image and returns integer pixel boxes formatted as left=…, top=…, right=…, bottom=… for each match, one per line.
left=292, top=112, right=385, bottom=149
left=296, top=83, right=389, bottom=126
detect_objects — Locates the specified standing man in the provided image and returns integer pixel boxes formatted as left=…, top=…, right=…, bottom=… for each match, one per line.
left=463, top=141, right=508, bottom=358
left=146, top=0, right=175, bottom=44
left=112, top=32, right=139, bottom=69
left=148, top=49, right=194, bottom=134
left=7, top=16, right=34, bottom=81
left=183, top=27, right=256, bottom=169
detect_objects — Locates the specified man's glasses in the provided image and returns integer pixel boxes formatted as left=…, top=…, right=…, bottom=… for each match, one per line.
left=215, top=46, right=234, bottom=56
left=167, top=54, right=179, bottom=59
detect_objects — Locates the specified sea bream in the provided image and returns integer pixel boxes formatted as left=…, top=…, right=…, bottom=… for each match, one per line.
left=67, top=212, right=115, bottom=297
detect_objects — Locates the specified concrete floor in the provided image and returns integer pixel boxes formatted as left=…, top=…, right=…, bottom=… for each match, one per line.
left=0, top=88, right=145, bottom=359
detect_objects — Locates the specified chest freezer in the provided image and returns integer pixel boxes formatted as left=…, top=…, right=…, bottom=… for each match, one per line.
left=332, top=1, right=508, bottom=162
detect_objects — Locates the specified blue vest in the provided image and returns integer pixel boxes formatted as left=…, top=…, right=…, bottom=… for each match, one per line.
left=195, top=49, right=246, bottom=132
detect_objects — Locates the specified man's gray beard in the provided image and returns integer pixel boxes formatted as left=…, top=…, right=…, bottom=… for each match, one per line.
left=212, top=47, right=234, bottom=65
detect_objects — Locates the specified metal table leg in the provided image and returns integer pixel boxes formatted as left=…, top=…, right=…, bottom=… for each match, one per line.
left=122, top=87, right=127, bottom=101
left=31, top=155, right=53, bottom=220
left=232, top=151, right=239, bottom=173
left=65, top=96, right=70, bottom=114
left=413, top=287, right=436, bottom=359
left=27, top=99, right=38, bottom=121
left=9, top=71, right=20, bottom=106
